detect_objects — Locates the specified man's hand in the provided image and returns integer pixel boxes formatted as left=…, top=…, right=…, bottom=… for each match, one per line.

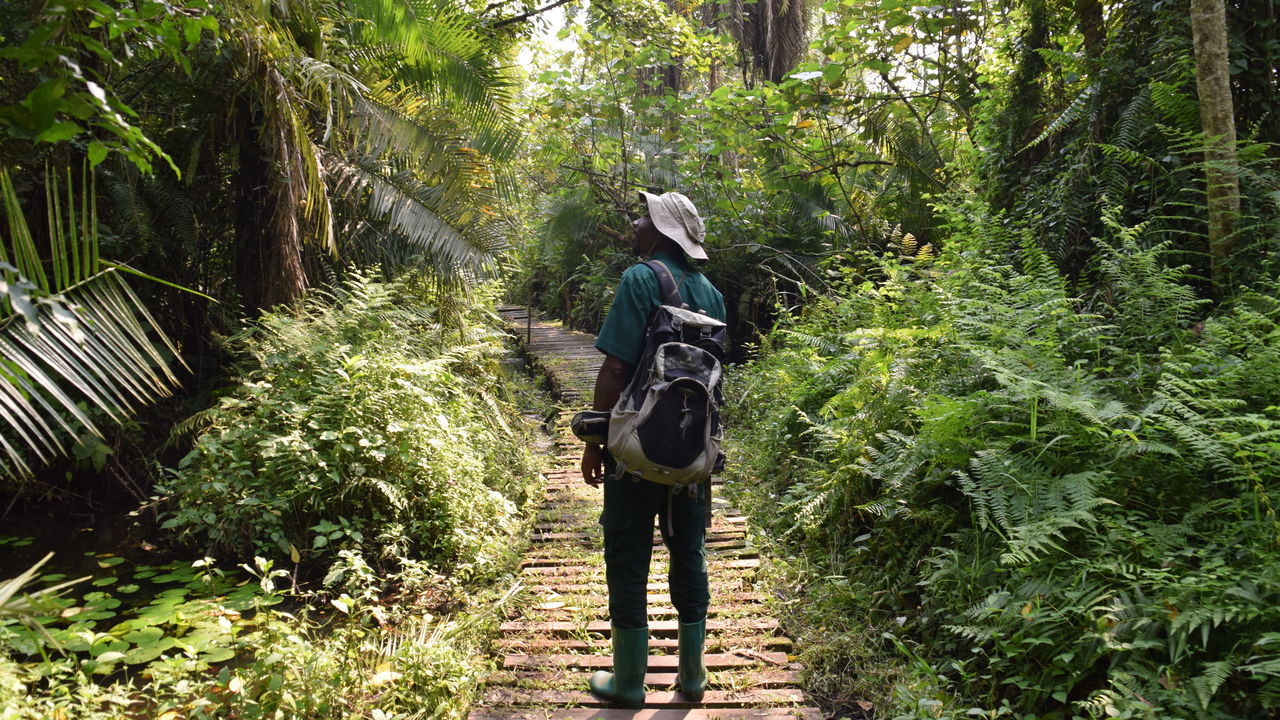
left=582, top=443, right=604, bottom=487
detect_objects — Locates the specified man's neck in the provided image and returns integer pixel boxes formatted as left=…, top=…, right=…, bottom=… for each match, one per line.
left=647, top=247, right=690, bottom=268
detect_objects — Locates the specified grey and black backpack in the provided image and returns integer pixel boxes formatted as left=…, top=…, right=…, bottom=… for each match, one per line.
left=606, top=260, right=726, bottom=487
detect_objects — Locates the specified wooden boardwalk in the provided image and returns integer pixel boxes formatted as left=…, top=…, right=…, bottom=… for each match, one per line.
left=470, top=307, right=821, bottom=720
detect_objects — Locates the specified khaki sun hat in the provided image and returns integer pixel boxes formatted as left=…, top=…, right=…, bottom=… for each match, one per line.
left=640, top=191, right=708, bottom=260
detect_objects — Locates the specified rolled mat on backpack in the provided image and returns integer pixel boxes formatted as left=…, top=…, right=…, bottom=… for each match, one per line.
left=571, top=409, right=611, bottom=445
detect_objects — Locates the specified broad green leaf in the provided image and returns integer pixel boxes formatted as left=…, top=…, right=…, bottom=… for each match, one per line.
left=86, top=141, right=108, bottom=167
left=37, top=121, right=82, bottom=143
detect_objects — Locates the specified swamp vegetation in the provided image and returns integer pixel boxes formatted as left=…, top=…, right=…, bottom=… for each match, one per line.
left=1, top=0, right=1278, bottom=717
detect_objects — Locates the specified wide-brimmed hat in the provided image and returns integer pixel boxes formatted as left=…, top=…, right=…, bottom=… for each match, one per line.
left=640, top=191, right=708, bottom=260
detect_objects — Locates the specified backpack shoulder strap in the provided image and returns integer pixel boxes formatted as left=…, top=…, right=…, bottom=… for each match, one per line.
left=643, top=260, right=684, bottom=308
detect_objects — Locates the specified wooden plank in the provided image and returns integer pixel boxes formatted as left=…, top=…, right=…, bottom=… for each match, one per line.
left=489, top=670, right=802, bottom=690
left=500, top=652, right=791, bottom=670
left=517, top=604, right=767, bottom=620
left=524, top=582, right=673, bottom=593
left=494, top=637, right=794, bottom=654
left=521, top=557, right=593, bottom=568
left=520, top=593, right=767, bottom=607
left=480, top=689, right=806, bottom=709
left=499, top=619, right=780, bottom=637
left=527, top=540, right=748, bottom=553
left=518, top=568, right=757, bottom=582
left=517, top=569, right=757, bottom=583
left=533, top=531, right=746, bottom=543
left=470, top=708, right=824, bottom=720
left=519, top=547, right=755, bottom=563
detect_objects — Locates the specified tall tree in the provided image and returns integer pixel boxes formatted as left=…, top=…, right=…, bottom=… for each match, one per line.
left=1190, top=0, right=1239, bottom=291
left=216, top=0, right=517, bottom=314
left=1074, top=0, right=1105, bottom=58
left=730, top=0, right=807, bottom=84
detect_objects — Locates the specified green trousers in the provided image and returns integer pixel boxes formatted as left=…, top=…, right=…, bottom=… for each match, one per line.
left=600, top=454, right=709, bottom=630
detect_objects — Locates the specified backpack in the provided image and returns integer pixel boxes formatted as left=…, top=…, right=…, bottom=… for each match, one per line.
left=606, top=260, right=726, bottom=487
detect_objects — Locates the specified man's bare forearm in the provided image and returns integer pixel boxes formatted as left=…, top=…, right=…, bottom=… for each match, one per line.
left=581, top=354, right=633, bottom=485
left=592, top=354, right=632, bottom=413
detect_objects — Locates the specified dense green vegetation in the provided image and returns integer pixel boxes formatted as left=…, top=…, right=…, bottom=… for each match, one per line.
left=0, top=0, right=545, bottom=715
left=160, top=275, right=538, bottom=581
left=2, top=0, right=1278, bottom=716
left=0, top=273, right=542, bottom=719
left=730, top=210, right=1280, bottom=717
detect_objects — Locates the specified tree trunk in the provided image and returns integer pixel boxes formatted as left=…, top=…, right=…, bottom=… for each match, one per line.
left=702, top=0, right=720, bottom=92
left=991, top=0, right=1049, bottom=211
left=1074, top=0, right=1105, bottom=148
left=763, top=0, right=806, bottom=83
left=1190, top=0, right=1239, bottom=292
left=233, top=108, right=308, bottom=316
left=729, top=0, right=806, bottom=85
left=1074, top=0, right=1105, bottom=59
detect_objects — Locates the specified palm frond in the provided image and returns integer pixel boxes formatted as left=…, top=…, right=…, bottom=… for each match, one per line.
left=327, top=155, right=506, bottom=276
left=0, top=169, right=187, bottom=482
left=347, top=0, right=515, bottom=109
left=347, top=85, right=498, bottom=188
left=0, top=553, right=90, bottom=622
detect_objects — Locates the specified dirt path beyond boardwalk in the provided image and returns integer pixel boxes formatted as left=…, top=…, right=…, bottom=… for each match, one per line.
left=469, top=307, right=822, bottom=720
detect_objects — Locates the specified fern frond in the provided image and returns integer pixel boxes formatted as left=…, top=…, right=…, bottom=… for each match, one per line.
left=1024, top=84, right=1097, bottom=151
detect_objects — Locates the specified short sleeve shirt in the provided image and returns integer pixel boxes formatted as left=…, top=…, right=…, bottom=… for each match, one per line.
left=595, top=249, right=727, bottom=367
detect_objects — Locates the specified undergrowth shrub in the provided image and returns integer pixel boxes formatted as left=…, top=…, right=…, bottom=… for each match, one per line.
left=158, top=272, right=541, bottom=586
left=727, top=198, right=1280, bottom=719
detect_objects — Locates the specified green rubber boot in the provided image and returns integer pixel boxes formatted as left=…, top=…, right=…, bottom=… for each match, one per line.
left=588, top=625, right=648, bottom=708
left=677, top=618, right=708, bottom=701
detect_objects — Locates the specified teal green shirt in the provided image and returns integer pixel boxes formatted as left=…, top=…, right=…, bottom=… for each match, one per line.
left=595, top=250, right=727, bottom=367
